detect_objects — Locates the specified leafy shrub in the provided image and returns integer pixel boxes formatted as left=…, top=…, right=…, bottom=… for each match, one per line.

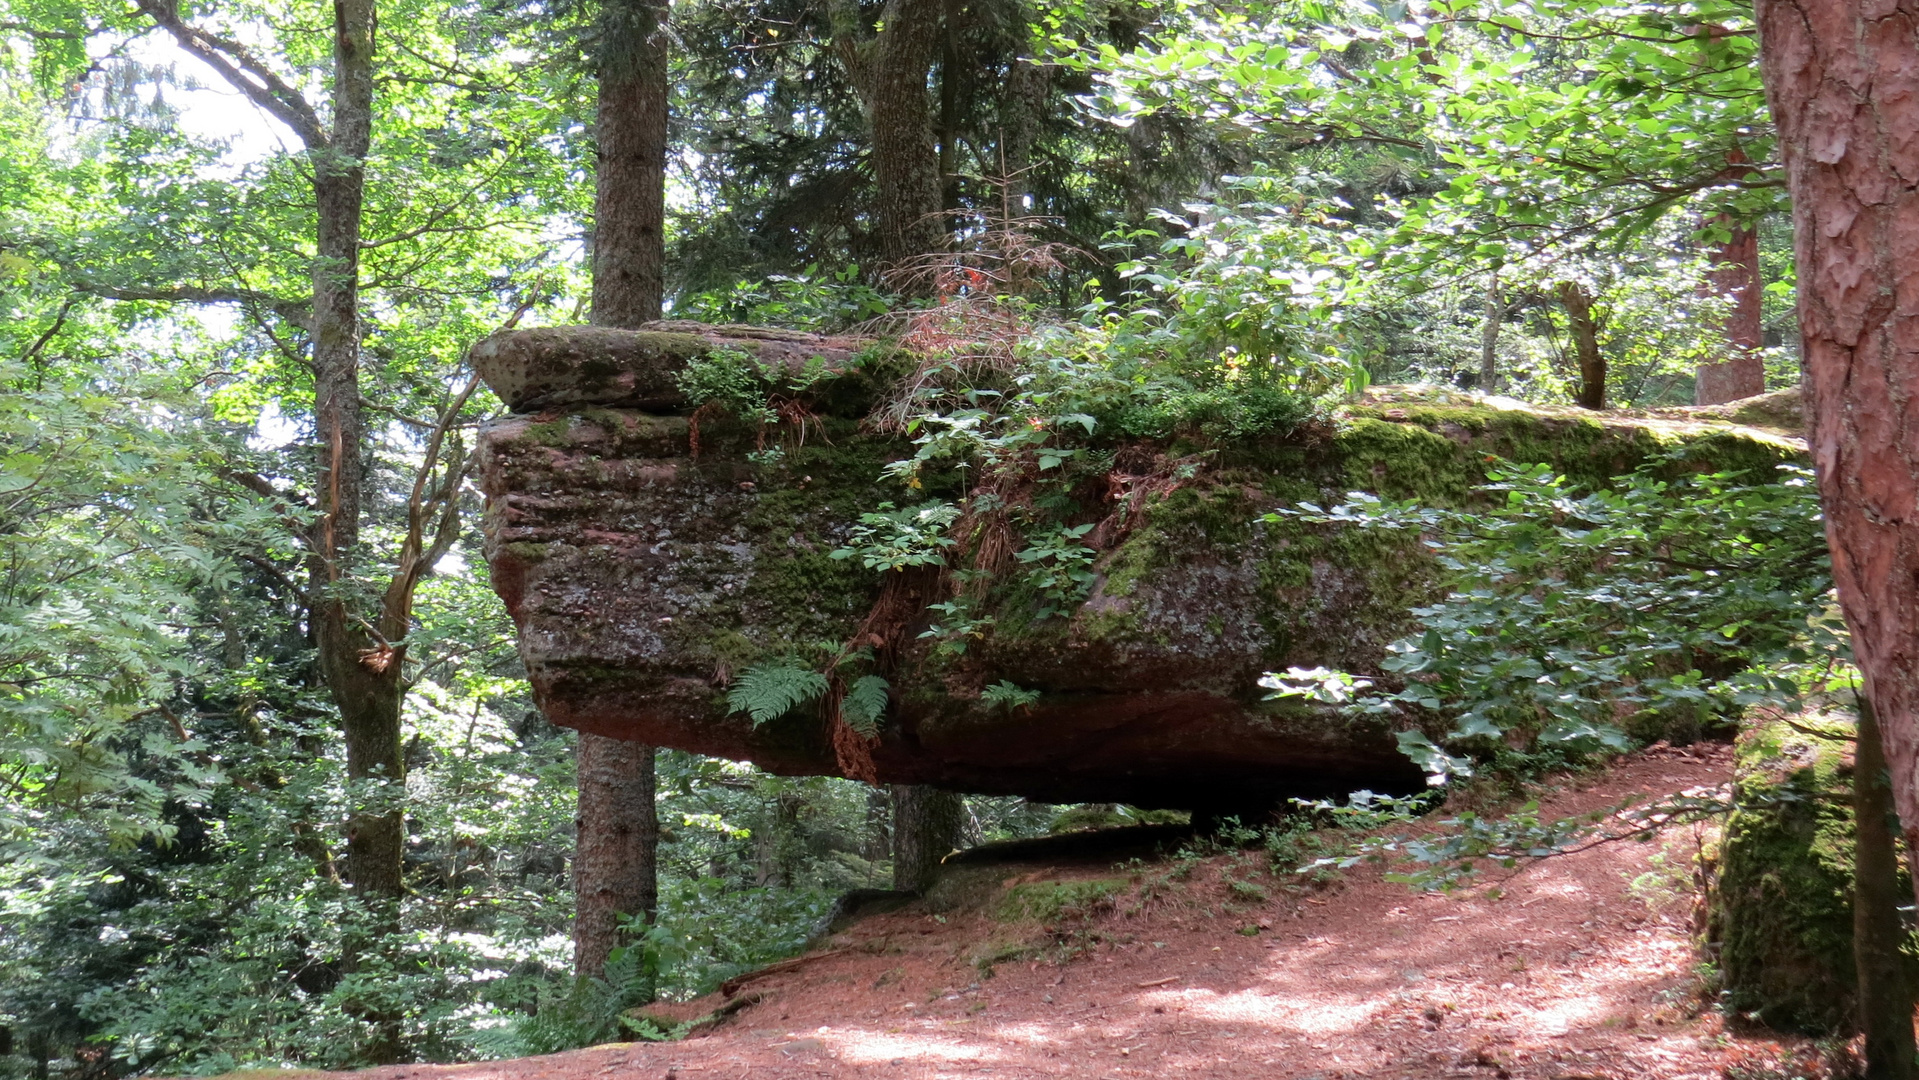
left=830, top=501, right=959, bottom=571
left=673, top=265, right=893, bottom=332
left=1264, top=459, right=1834, bottom=783
left=674, top=347, right=776, bottom=427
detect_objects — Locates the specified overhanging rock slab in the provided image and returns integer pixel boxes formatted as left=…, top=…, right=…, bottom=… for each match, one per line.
left=476, top=323, right=1805, bottom=809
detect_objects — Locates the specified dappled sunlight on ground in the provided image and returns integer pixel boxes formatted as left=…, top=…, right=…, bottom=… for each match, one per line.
left=329, top=744, right=1833, bottom=1080
left=823, top=1029, right=1003, bottom=1065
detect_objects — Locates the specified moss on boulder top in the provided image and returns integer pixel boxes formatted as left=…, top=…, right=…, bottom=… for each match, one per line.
left=476, top=328, right=1806, bottom=810
left=470, top=321, right=870, bottom=412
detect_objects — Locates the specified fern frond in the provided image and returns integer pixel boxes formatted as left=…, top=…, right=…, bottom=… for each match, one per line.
left=839, top=674, right=891, bottom=737
left=726, top=662, right=829, bottom=725
left=981, top=680, right=1041, bottom=711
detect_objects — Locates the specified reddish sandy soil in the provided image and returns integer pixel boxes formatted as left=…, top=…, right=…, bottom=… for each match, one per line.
left=337, top=743, right=1841, bottom=1080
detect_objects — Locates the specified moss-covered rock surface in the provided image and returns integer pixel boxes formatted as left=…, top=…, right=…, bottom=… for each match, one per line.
left=476, top=326, right=1806, bottom=809
left=1705, top=713, right=1917, bottom=1036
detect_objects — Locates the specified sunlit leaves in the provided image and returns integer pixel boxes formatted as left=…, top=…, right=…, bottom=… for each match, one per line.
left=1266, top=458, right=1836, bottom=782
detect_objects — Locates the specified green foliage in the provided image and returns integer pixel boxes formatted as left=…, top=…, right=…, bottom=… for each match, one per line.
left=1265, top=459, right=1835, bottom=781
left=837, top=675, right=891, bottom=738
left=0, top=357, right=249, bottom=847
left=675, top=347, right=778, bottom=427
left=979, top=681, right=1041, bottom=712
left=917, top=597, right=996, bottom=658
left=1016, top=524, right=1098, bottom=621
left=830, top=501, right=959, bottom=571
left=1119, top=174, right=1359, bottom=395
left=493, top=946, right=656, bottom=1057
left=675, top=266, right=892, bottom=331
left=724, top=662, right=830, bottom=726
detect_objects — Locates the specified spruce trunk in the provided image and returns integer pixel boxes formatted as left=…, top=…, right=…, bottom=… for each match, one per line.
left=868, top=0, right=944, bottom=275
left=892, top=784, right=963, bottom=893
left=591, top=0, right=668, bottom=328
left=573, top=733, right=659, bottom=980
left=574, top=0, right=668, bottom=982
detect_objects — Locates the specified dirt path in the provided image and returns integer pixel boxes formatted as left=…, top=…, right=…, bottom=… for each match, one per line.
left=341, top=744, right=1832, bottom=1080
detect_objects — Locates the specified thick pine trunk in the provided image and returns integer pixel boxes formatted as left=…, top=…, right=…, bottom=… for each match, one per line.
left=572, top=733, right=659, bottom=980
left=1757, top=9, right=1919, bottom=1074
left=1853, top=697, right=1916, bottom=1079
left=1757, top=0, right=1919, bottom=904
left=574, top=0, right=668, bottom=982
left=1555, top=281, right=1606, bottom=409
left=591, top=0, right=668, bottom=327
left=891, top=784, right=962, bottom=892
left=867, top=0, right=944, bottom=274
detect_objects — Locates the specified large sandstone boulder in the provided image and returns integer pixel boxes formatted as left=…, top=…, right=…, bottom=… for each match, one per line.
left=476, top=323, right=1804, bottom=810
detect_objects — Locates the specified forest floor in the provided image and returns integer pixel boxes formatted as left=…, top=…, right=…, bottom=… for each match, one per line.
left=332, top=743, right=1841, bottom=1080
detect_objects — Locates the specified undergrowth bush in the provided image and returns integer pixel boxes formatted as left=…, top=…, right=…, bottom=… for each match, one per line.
left=1264, top=458, right=1836, bottom=784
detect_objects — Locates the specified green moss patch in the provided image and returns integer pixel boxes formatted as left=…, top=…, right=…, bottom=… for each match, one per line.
left=1706, top=713, right=1916, bottom=1036
left=996, top=878, right=1127, bottom=924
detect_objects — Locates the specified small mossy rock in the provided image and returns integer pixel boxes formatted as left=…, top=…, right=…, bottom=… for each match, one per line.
left=1706, top=713, right=1917, bottom=1036
left=478, top=332, right=1807, bottom=810
left=470, top=321, right=869, bottom=412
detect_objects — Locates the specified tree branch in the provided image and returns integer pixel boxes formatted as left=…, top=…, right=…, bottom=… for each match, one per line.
left=380, top=373, right=482, bottom=641
left=0, top=20, right=83, bottom=40
left=19, top=298, right=75, bottom=378
left=73, top=280, right=313, bottom=332
left=131, top=0, right=328, bottom=149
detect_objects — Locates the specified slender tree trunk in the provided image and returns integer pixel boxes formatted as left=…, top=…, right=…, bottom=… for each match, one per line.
left=937, top=0, right=961, bottom=216
left=866, top=0, right=944, bottom=275
left=892, top=784, right=962, bottom=892
left=572, top=734, right=659, bottom=980
left=998, top=58, right=1048, bottom=210
left=1479, top=277, right=1503, bottom=393
left=1555, top=281, right=1606, bottom=409
left=1697, top=158, right=1766, bottom=405
left=863, top=785, right=892, bottom=863
left=1756, top=0, right=1919, bottom=926
left=305, top=0, right=407, bottom=904
left=591, top=0, right=668, bottom=326
left=574, top=0, right=669, bottom=982
left=1853, top=697, right=1916, bottom=1079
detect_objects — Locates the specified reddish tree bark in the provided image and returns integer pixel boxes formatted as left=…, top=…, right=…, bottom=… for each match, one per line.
left=1696, top=219, right=1767, bottom=404
left=1757, top=0, right=1919, bottom=920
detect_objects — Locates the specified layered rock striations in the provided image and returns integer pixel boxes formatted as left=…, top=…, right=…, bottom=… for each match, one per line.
left=476, top=323, right=1805, bottom=809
